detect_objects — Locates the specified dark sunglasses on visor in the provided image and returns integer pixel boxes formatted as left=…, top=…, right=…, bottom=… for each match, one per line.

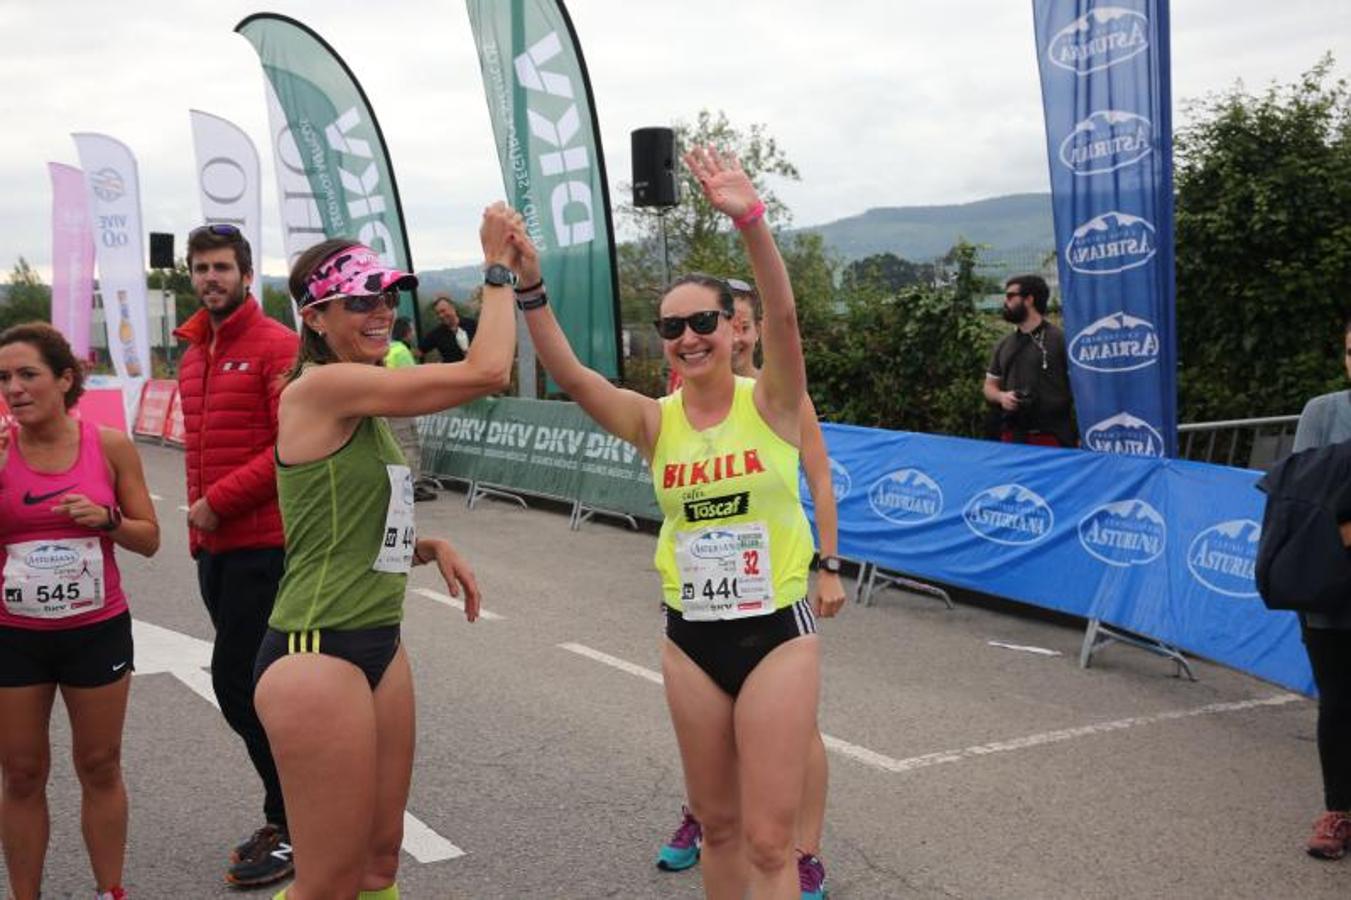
left=189, top=223, right=243, bottom=240
left=725, top=277, right=753, bottom=294
left=314, top=292, right=399, bottom=314
left=654, top=309, right=730, bottom=340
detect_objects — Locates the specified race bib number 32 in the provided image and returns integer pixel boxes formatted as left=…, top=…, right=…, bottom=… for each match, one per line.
left=674, top=522, right=774, bottom=621
left=3, top=538, right=106, bottom=620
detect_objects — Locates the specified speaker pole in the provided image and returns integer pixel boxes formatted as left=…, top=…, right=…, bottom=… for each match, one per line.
left=657, top=209, right=671, bottom=289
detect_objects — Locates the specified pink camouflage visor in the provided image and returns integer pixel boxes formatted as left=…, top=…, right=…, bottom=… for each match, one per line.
left=301, top=245, right=418, bottom=308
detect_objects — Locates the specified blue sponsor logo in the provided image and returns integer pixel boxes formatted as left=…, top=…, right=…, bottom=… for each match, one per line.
left=869, top=468, right=944, bottom=526
left=1049, top=7, right=1149, bottom=76
left=1059, top=110, right=1152, bottom=175
left=23, top=544, right=80, bottom=570
left=1078, top=499, right=1166, bottom=567
left=689, top=530, right=739, bottom=560
left=829, top=458, right=852, bottom=502
left=1187, top=519, right=1260, bottom=598
left=1069, top=312, right=1160, bottom=373
left=1066, top=212, right=1156, bottom=275
left=90, top=167, right=125, bottom=203
left=1083, top=413, right=1165, bottom=457
left=963, top=484, right=1054, bottom=546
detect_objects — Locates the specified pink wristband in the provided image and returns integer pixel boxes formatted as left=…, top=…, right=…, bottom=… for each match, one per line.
left=733, top=201, right=766, bottom=231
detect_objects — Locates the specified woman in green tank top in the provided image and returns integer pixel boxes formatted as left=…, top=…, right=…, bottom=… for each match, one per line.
left=516, top=147, right=821, bottom=900
left=253, top=204, right=531, bottom=900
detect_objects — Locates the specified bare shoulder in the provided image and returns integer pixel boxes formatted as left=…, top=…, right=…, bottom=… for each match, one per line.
left=95, top=425, right=139, bottom=468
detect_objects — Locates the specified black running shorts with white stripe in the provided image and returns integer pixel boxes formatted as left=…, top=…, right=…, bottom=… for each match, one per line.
left=664, top=598, right=816, bottom=697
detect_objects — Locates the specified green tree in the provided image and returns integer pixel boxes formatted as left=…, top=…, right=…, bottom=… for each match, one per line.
left=810, top=241, right=994, bottom=436
left=841, top=253, right=936, bottom=294
left=0, top=258, right=52, bottom=331
left=1175, top=57, right=1351, bottom=421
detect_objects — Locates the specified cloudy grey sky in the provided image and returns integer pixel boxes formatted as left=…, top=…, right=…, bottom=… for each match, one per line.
left=1, top=1, right=1346, bottom=278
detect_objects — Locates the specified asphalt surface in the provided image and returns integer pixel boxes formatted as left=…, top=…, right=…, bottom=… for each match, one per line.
left=6, top=442, right=1348, bottom=899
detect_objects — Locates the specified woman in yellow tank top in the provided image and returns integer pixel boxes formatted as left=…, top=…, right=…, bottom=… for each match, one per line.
left=516, top=146, right=818, bottom=900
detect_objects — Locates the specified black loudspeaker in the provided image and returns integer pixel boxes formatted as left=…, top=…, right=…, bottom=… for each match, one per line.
left=631, top=127, right=679, bottom=208
left=149, top=232, right=175, bottom=269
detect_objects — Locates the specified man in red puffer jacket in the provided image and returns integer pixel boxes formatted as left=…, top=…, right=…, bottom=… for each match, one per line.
left=175, top=224, right=298, bottom=889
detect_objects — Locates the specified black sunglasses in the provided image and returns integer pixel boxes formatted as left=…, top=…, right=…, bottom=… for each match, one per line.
left=726, top=277, right=753, bottom=294
left=314, top=292, right=399, bottom=314
left=189, top=223, right=243, bottom=240
left=654, top=309, right=730, bottom=340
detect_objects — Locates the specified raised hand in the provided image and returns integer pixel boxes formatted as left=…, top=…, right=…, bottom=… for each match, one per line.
left=684, top=146, right=760, bottom=221
left=508, top=221, right=543, bottom=289
left=481, top=202, right=525, bottom=269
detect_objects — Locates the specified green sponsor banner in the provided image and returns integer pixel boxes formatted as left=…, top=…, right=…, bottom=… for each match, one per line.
left=417, top=398, right=497, bottom=481
left=236, top=14, right=417, bottom=325
left=575, top=430, right=660, bottom=521
left=473, top=397, right=590, bottom=500
left=466, top=0, right=622, bottom=379
left=419, top=399, right=659, bottom=522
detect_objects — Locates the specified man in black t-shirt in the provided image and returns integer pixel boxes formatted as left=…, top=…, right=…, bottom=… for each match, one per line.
left=418, top=295, right=477, bottom=363
left=982, top=274, right=1076, bottom=447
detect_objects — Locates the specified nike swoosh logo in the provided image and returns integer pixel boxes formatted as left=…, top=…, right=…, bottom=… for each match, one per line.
left=23, top=486, right=75, bottom=505
left=112, top=662, right=128, bottom=672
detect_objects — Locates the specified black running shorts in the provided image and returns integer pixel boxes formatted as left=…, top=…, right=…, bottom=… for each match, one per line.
left=0, top=611, right=134, bottom=688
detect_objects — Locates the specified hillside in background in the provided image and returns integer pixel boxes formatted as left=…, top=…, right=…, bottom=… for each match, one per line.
left=796, top=192, right=1053, bottom=264
left=242, top=192, right=1058, bottom=303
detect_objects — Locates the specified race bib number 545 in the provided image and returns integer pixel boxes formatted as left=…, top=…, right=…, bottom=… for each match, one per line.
left=3, top=538, right=105, bottom=620
left=674, top=522, right=774, bottom=621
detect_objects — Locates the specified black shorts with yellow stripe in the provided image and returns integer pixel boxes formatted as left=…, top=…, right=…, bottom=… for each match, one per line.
left=253, top=624, right=401, bottom=691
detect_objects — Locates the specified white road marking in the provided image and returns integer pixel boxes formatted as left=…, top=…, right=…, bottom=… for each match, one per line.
left=412, top=587, right=503, bottom=620
left=883, top=693, right=1304, bottom=773
left=557, top=641, right=1304, bottom=775
left=558, top=642, right=664, bottom=685
left=132, top=618, right=465, bottom=864
left=150, top=493, right=164, bottom=501
left=402, top=812, right=466, bottom=863
left=988, top=640, right=1062, bottom=657
left=177, top=505, right=190, bottom=513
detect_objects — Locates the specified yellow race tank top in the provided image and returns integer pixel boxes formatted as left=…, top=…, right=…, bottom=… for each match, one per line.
left=651, top=376, right=814, bottom=619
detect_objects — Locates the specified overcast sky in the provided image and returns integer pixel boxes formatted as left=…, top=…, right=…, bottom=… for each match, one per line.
left=2, top=1, right=1346, bottom=278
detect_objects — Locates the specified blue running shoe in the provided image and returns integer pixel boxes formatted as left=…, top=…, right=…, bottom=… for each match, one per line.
left=799, top=853, right=828, bottom=899
left=656, top=806, right=702, bottom=871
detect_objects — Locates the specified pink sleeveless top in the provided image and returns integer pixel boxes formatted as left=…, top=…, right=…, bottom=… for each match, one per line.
left=0, top=418, right=127, bottom=630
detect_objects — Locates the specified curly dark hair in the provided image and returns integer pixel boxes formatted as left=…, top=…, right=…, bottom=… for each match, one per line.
left=0, top=322, right=85, bottom=409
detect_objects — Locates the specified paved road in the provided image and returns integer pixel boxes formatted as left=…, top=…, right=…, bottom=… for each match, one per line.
left=7, top=443, right=1347, bottom=898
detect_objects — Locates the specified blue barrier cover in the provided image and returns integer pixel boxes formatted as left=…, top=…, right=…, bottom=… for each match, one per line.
left=807, top=424, right=1313, bottom=694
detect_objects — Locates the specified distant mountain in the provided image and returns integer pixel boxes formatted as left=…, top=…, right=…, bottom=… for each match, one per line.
left=256, top=193, right=1055, bottom=300
left=796, top=192, right=1054, bottom=268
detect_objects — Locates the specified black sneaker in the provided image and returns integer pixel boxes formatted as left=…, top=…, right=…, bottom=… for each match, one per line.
left=414, top=485, right=438, bottom=502
left=225, top=824, right=293, bottom=888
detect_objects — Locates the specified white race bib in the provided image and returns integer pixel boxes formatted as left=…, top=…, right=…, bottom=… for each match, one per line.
left=373, top=464, right=416, bottom=574
left=674, top=521, right=774, bottom=621
left=3, top=538, right=106, bottom=619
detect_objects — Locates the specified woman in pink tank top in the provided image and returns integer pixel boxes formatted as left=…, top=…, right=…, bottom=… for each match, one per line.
left=0, top=323, right=159, bottom=900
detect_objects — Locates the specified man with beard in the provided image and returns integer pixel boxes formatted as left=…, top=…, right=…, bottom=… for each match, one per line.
left=982, top=274, right=1076, bottom=447
left=175, top=224, right=299, bottom=888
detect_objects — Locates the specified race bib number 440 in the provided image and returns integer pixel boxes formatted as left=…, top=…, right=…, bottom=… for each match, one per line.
left=675, top=522, right=774, bottom=621
left=3, top=538, right=105, bottom=619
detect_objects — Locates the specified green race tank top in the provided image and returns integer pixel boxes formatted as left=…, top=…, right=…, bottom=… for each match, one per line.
left=270, top=416, right=414, bottom=632
left=651, top=376, right=814, bottom=619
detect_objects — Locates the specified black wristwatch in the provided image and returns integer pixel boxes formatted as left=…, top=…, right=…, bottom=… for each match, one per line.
left=98, top=506, right=123, bottom=532
left=818, top=555, right=843, bottom=575
left=483, top=263, right=516, bottom=287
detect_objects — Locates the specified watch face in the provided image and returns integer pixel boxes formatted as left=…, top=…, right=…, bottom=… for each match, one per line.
left=484, top=264, right=515, bottom=286
left=821, top=556, right=842, bottom=574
